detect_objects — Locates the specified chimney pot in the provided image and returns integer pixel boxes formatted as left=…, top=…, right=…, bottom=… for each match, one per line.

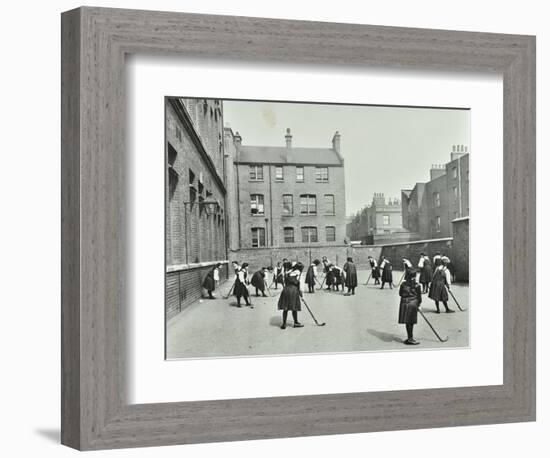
left=285, top=128, right=292, bottom=148
left=234, top=131, right=242, bottom=146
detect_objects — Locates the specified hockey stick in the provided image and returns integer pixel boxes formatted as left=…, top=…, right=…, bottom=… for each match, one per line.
left=316, top=277, right=326, bottom=290
left=300, top=297, right=326, bottom=326
left=447, top=287, right=467, bottom=311
left=364, top=272, right=372, bottom=285
left=396, top=271, right=406, bottom=287
left=418, top=309, right=449, bottom=342
left=223, top=281, right=235, bottom=299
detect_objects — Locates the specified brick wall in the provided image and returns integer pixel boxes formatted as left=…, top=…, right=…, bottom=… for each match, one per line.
left=166, top=262, right=229, bottom=320
left=451, top=217, right=469, bottom=282
left=235, top=163, right=347, bottom=248
left=166, top=100, right=227, bottom=267
left=230, top=244, right=383, bottom=272
left=379, top=238, right=453, bottom=268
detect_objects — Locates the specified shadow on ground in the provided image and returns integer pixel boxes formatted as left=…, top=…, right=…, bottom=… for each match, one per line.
left=367, top=328, right=404, bottom=344
left=270, top=315, right=283, bottom=327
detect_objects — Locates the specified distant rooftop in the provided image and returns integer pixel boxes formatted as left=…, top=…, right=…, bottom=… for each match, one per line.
left=235, top=145, right=343, bottom=166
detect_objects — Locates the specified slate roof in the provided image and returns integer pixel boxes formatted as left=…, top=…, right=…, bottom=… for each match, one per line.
left=236, top=145, right=344, bottom=166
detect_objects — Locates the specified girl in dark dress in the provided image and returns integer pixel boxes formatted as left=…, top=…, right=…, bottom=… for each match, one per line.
left=233, top=263, right=251, bottom=307
left=250, top=267, right=268, bottom=297
left=332, top=265, right=343, bottom=291
left=368, top=256, right=380, bottom=285
left=305, top=259, right=320, bottom=293
left=379, top=256, right=393, bottom=289
left=278, top=262, right=305, bottom=329
left=398, top=269, right=423, bottom=345
left=325, top=263, right=335, bottom=290
left=343, top=257, right=358, bottom=295
left=428, top=259, right=455, bottom=313
left=202, top=263, right=222, bottom=299
left=418, top=253, right=433, bottom=293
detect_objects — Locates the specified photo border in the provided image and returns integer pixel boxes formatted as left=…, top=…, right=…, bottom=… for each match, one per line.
left=61, top=7, right=535, bottom=450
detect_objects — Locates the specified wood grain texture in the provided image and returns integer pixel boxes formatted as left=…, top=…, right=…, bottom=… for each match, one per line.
left=60, top=6, right=536, bottom=450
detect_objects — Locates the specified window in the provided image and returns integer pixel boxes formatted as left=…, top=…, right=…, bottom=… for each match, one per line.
left=434, top=192, right=441, bottom=207
left=454, top=211, right=459, bottom=219
left=324, top=194, right=335, bottom=215
left=325, top=226, right=336, bottom=242
left=251, top=228, right=266, bottom=247
left=283, top=227, right=295, bottom=243
left=436, top=216, right=441, bottom=232
left=296, top=166, right=304, bottom=182
left=282, top=194, right=293, bottom=216
left=453, top=186, right=458, bottom=199
left=300, top=194, right=317, bottom=214
left=175, top=126, right=182, bottom=141
left=167, top=144, right=179, bottom=200
left=301, top=226, right=318, bottom=243
left=315, top=167, right=329, bottom=182
left=383, top=214, right=390, bottom=225
left=249, top=165, right=264, bottom=181
left=452, top=166, right=457, bottom=178
left=250, top=194, right=265, bottom=215
left=466, top=169, right=469, bottom=181
left=275, top=166, right=284, bottom=181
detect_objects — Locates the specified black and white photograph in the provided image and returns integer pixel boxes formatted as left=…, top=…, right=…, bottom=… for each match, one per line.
left=165, top=97, right=470, bottom=359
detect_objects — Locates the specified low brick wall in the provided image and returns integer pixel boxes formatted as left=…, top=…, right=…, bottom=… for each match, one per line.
left=166, top=261, right=229, bottom=320
left=379, top=238, right=453, bottom=269
left=378, top=220, right=469, bottom=283
left=451, top=218, right=469, bottom=282
left=229, top=245, right=382, bottom=272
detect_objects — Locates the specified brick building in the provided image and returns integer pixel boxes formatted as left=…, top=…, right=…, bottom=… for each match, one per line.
left=401, top=145, right=469, bottom=239
left=347, top=193, right=410, bottom=244
left=165, top=98, right=229, bottom=319
left=225, top=128, right=346, bottom=251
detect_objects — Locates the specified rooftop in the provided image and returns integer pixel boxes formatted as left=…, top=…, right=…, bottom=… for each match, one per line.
left=235, top=145, right=343, bottom=166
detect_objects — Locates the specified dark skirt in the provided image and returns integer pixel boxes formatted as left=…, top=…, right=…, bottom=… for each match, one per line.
left=428, top=280, right=448, bottom=302
left=344, top=263, right=358, bottom=288
left=250, top=272, right=265, bottom=290
left=371, top=267, right=380, bottom=279
left=233, top=280, right=249, bottom=298
left=419, top=265, right=433, bottom=283
left=398, top=297, right=419, bottom=324
left=305, top=266, right=316, bottom=286
left=381, top=265, right=393, bottom=283
left=277, top=284, right=301, bottom=311
left=202, top=273, right=215, bottom=291
left=326, top=271, right=335, bottom=286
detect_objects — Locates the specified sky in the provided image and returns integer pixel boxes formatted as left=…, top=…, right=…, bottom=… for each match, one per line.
left=223, top=100, right=470, bottom=216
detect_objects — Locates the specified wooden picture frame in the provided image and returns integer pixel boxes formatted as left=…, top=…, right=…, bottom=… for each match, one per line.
left=61, top=6, right=536, bottom=450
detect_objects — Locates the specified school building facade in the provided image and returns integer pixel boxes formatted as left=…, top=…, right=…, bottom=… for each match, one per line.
left=401, top=146, right=470, bottom=239
left=224, top=127, right=347, bottom=254
left=165, top=98, right=229, bottom=319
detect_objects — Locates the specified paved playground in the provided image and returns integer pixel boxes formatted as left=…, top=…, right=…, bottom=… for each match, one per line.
left=166, top=269, right=469, bottom=359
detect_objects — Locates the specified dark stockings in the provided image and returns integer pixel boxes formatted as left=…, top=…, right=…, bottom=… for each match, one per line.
left=434, top=300, right=450, bottom=313
left=406, top=323, right=414, bottom=340
left=281, top=310, right=299, bottom=327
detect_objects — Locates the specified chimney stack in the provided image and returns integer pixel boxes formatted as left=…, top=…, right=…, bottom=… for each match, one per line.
left=234, top=131, right=242, bottom=146
left=451, top=143, right=468, bottom=161
left=285, top=128, right=292, bottom=148
left=332, top=130, right=341, bottom=154
left=430, top=164, right=446, bottom=181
